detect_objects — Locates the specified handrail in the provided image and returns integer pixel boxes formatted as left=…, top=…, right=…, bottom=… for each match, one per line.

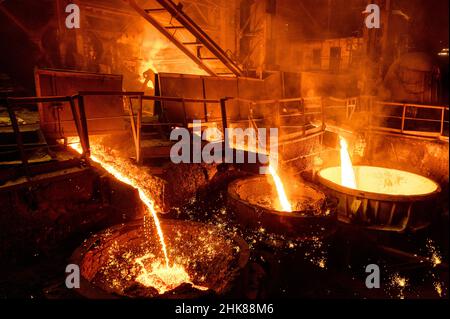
left=133, top=95, right=221, bottom=104
left=4, top=92, right=230, bottom=169
left=6, top=95, right=90, bottom=163
left=372, top=101, right=448, bottom=139
left=375, top=101, right=449, bottom=110
left=4, top=91, right=448, bottom=181
left=7, top=96, right=74, bottom=104
left=154, top=0, right=243, bottom=76
left=234, top=97, right=304, bottom=105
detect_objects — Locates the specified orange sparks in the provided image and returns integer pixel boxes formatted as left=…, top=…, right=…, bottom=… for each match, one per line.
left=391, top=273, right=408, bottom=299
left=68, top=141, right=207, bottom=294
left=339, top=136, right=357, bottom=189
left=135, top=254, right=208, bottom=295
left=427, top=239, right=442, bottom=268
left=268, top=165, right=292, bottom=212
left=68, top=142, right=170, bottom=267
left=434, top=282, right=443, bottom=297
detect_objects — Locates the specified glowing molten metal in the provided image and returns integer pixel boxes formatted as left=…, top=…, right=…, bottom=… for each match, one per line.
left=268, top=165, right=292, bottom=212
left=339, top=137, right=357, bottom=189
left=319, top=136, right=439, bottom=196
left=69, top=141, right=204, bottom=294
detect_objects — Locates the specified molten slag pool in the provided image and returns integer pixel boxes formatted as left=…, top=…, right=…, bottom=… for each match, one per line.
left=70, top=219, right=249, bottom=299
left=227, top=175, right=337, bottom=238
left=317, top=166, right=441, bottom=231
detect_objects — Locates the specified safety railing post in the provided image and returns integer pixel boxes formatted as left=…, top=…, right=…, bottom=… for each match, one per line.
left=181, top=98, right=188, bottom=128
left=401, top=104, right=406, bottom=133
left=77, top=95, right=90, bottom=157
left=69, top=96, right=83, bottom=149
left=136, top=95, right=143, bottom=164
left=321, top=97, right=325, bottom=130
left=6, top=102, right=30, bottom=177
left=220, top=97, right=229, bottom=151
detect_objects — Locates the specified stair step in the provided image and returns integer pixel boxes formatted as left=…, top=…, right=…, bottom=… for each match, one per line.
left=0, top=127, right=43, bottom=145
left=141, top=132, right=161, bottom=139
left=128, top=0, right=242, bottom=76
left=141, top=145, right=172, bottom=159
left=165, top=25, right=185, bottom=30
left=144, top=8, right=166, bottom=13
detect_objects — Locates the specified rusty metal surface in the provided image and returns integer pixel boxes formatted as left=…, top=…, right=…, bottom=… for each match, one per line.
left=35, top=69, right=127, bottom=139
left=227, top=175, right=337, bottom=238
left=158, top=73, right=206, bottom=124
left=126, top=0, right=242, bottom=77
left=204, top=77, right=238, bottom=121
left=157, top=73, right=282, bottom=124
left=237, top=77, right=266, bottom=119
left=70, top=219, right=250, bottom=299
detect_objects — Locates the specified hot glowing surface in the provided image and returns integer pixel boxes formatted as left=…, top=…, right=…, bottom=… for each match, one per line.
left=136, top=27, right=207, bottom=80
left=69, top=142, right=169, bottom=267
left=267, top=165, right=292, bottom=212
left=135, top=254, right=208, bottom=295
left=69, top=141, right=203, bottom=294
left=339, top=137, right=357, bottom=189
left=319, top=166, right=439, bottom=196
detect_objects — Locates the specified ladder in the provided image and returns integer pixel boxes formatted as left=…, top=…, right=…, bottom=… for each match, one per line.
left=127, top=0, right=243, bottom=77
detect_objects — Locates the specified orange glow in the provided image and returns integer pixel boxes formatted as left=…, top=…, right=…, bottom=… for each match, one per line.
left=434, top=282, right=443, bottom=297
left=319, top=166, right=439, bottom=196
left=427, top=239, right=442, bottom=267
left=68, top=140, right=204, bottom=294
left=135, top=254, right=208, bottom=295
left=391, top=273, right=408, bottom=299
left=138, top=60, right=156, bottom=89
left=339, top=136, right=357, bottom=189
left=137, top=26, right=207, bottom=83
left=268, top=165, right=292, bottom=212
left=68, top=141, right=169, bottom=266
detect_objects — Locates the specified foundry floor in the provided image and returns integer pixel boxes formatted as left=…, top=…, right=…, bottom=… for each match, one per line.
left=1, top=181, right=447, bottom=299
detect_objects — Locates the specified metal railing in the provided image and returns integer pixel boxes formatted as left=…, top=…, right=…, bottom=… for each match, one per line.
left=129, top=94, right=228, bottom=163
left=4, top=91, right=447, bottom=181
left=3, top=92, right=229, bottom=175
left=310, top=96, right=449, bottom=140
left=4, top=95, right=83, bottom=178
left=370, top=101, right=449, bottom=139
left=233, top=96, right=326, bottom=134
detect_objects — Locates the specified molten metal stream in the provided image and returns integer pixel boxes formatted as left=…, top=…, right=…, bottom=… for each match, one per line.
left=339, top=137, right=357, bottom=189
left=69, top=142, right=210, bottom=294
left=69, top=143, right=170, bottom=267
left=268, top=165, right=292, bottom=212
